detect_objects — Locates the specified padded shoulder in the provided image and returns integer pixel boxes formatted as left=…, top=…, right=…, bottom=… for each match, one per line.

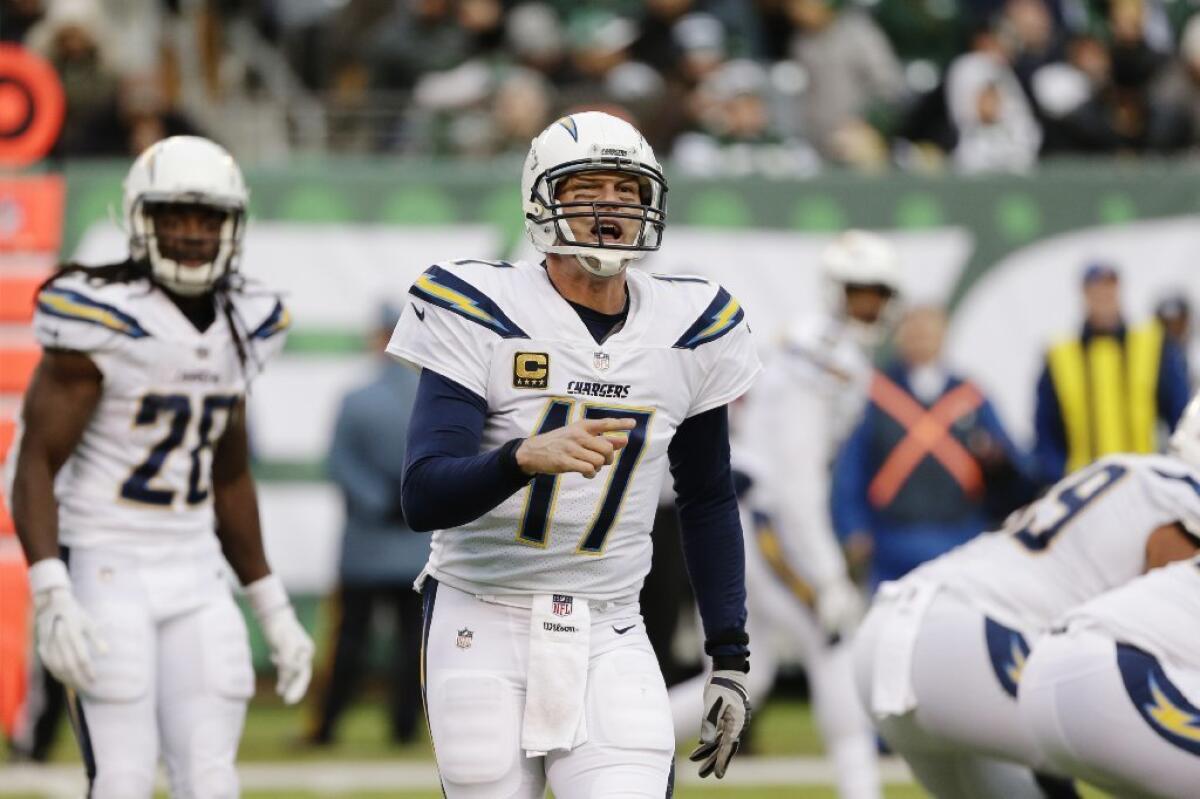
left=34, top=273, right=153, bottom=349
left=638, top=272, right=745, bottom=350
left=228, top=282, right=290, bottom=342
left=406, top=259, right=530, bottom=340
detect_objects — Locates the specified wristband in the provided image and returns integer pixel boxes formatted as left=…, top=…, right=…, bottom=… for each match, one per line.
left=244, top=573, right=290, bottom=619
left=28, top=558, right=71, bottom=595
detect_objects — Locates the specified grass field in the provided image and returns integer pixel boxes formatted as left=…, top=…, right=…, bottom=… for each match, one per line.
left=2, top=691, right=1113, bottom=797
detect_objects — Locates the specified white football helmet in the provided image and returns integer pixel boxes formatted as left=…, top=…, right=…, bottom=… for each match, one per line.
left=123, top=136, right=248, bottom=296
left=522, top=111, right=667, bottom=278
left=1169, top=392, right=1200, bottom=471
left=821, top=229, right=901, bottom=349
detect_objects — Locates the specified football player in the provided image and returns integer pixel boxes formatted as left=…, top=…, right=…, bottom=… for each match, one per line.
left=388, top=111, right=760, bottom=798
left=11, top=136, right=314, bottom=798
left=1021, top=559, right=1200, bottom=797
left=672, top=231, right=901, bottom=799
left=853, top=392, right=1200, bottom=798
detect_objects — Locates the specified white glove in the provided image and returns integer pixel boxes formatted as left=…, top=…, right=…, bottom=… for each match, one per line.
left=689, top=669, right=751, bottom=779
left=815, top=576, right=865, bottom=644
left=29, top=559, right=107, bottom=692
left=245, top=574, right=314, bottom=705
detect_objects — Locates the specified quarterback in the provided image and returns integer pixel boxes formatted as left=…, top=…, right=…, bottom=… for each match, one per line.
left=853, top=392, right=1200, bottom=798
left=388, top=112, right=760, bottom=797
left=10, top=137, right=313, bottom=797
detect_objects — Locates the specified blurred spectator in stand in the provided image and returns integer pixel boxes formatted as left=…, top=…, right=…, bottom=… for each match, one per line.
left=118, top=75, right=204, bottom=157
left=944, top=27, right=1042, bottom=172
left=1151, top=14, right=1200, bottom=146
left=366, top=0, right=470, bottom=90
left=1033, top=263, right=1191, bottom=485
left=506, top=3, right=569, bottom=84
left=998, top=0, right=1065, bottom=89
left=632, top=0, right=695, bottom=72
left=832, top=306, right=1031, bottom=589
left=306, top=304, right=429, bottom=747
left=785, top=0, right=908, bottom=168
left=1156, top=293, right=1198, bottom=390
left=673, top=58, right=819, bottom=176
left=25, top=0, right=126, bottom=156
left=1, top=0, right=44, bottom=43
left=457, top=0, right=504, bottom=57
left=558, top=10, right=643, bottom=108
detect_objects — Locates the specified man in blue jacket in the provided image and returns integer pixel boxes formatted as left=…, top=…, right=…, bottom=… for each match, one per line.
left=307, top=303, right=429, bottom=745
left=833, top=306, right=1033, bottom=589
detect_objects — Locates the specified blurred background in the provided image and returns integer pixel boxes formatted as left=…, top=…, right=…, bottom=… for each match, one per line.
left=0, top=0, right=1197, bottom=796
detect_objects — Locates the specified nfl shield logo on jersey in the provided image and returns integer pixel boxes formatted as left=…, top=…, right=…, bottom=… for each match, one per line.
left=592, top=351, right=610, bottom=373
left=456, top=628, right=474, bottom=649
left=552, top=594, right=574, bottom=617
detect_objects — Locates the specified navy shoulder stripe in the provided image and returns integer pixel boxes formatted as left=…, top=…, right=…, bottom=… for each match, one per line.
left=672, top=286, right=745, bottom=350
left=250, top=299, right=291, bottom=340
left=37, top=287, right=150, bottom=339
left=651, top=274, right=710, bottom=284
left=409, top=265, right=528, bottom=339
left=1152, top=468, right=1200, bottom=499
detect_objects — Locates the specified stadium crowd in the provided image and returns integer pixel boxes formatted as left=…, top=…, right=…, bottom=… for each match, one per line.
left=5, top=0, right=1200, bottom=170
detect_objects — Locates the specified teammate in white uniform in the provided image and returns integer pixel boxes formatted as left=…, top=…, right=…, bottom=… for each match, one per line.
left=11, top=137, right=314, bottom=798
left=669, top=232, right=900, bottom=799
left=1020, top=396, right=1200, bottom=799
left=853, top=393, right=1200, bottom=798
left=387, top=112, right=760, bottom=798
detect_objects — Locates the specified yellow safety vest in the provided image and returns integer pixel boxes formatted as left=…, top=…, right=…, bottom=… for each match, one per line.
left=1047, top=321, right=1164, bottom=474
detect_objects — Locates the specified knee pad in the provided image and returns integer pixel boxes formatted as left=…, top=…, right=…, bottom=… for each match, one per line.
left=199, top=598, right=254, bottom=701
left=587, top=648, right=673, bottom=753
left=87, top=602, right=152, bottom=703
left=92, top=767, right=155, bottom=799
left=429, top=672, right=520, bottom=788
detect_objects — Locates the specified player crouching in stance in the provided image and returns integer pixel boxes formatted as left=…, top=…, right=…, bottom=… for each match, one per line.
left=1020, top=395, right=1200, bottom=799
left=388, top=111, right=760, bottom=798
left=853, top=392, right=1200, bottom=798
left=11, top=136, right=313, bottom=798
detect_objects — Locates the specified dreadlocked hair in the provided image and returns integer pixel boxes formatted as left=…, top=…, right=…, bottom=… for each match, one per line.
left=38, top=259, right=151, bottom=292
left=214, top=271, right=262, bottom=380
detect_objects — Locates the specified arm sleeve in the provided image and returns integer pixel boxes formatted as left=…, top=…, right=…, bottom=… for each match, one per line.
left=400, top=369, right=531, bottom=532
left=1032, top=362, right=1067, bottom=486
left=830, top=414, right=874, bottom=540
left=669, top=405, right=749, bottom=664
left=1159, top=338, right=1191, bottom=429
left=327, top=396, right=397, bottom=523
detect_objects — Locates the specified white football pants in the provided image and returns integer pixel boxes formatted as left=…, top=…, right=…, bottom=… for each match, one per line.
left=1020, top=627, right=1200, bottom=799
left=853, top=585, right=1049, bottom=799
left=669, top=517, right=880, bottom=799
left=421, top=580, right=674, bottom=799
left=66, top=542, right=252, bottom=798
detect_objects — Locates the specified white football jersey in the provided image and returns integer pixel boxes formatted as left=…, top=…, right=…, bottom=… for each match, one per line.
left=1063, top=555, right=1200, bottom=667
left=32, top=270, right=288, bottom=551
left=388, top=259, right=760, bottom=601
left=737, top=313, right=873, bottom=587
left=910, top=454, right=1200, bottom=632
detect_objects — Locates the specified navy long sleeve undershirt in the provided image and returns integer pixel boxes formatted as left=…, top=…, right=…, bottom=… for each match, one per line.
left=401, top=369, right=749, bottom=665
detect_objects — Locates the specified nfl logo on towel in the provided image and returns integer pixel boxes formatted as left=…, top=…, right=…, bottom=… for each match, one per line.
left=592, top=351, right=610, bottom=373
left=552, top=594, right=574, bottom=617
left=456, top=628, right=473, bottom=649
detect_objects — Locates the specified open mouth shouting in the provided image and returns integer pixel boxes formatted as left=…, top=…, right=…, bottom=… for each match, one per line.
left=591, top=217, right=627, bottom=244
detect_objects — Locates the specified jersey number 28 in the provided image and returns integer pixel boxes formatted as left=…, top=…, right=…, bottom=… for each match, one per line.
left=120, top=393, right=238, bottom=507
left=518, top=399, right=654, bottom=554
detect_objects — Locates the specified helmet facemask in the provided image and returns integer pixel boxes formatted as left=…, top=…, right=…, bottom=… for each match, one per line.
left=526, top=158, right=667, bottom=278
left=130, top=196, right=246, bottom=296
